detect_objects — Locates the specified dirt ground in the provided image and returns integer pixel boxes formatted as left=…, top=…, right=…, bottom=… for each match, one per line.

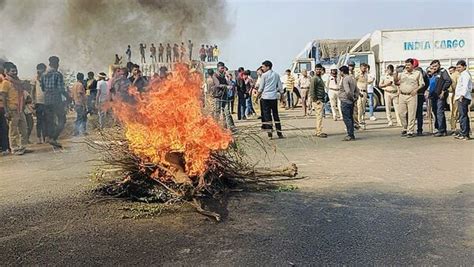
left=0, top=109, right=473, bottom=265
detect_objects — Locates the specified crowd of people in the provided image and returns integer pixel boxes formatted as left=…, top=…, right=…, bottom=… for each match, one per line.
left=0, top=57, right=69, bottom=155
left=206, top=58, right=472, bottom=142
left=119, top=41, right=220, bottom=65
left=275, top=59, right=472, bottom=141
left=0, top=55, right=162, bottom=156
left=0, top=53, right=472, bottom=156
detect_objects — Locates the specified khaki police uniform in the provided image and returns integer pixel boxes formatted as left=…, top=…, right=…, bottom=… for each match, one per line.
left=380, top=73, right=402, bottom=126
left=355, top=71, right=369, bottom=125
left=448, top=71, right=460, bottom=131
left=397, top=70, right=425, bottom=134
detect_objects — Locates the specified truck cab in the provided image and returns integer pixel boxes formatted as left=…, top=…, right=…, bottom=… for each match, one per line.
left=290, top=58, right=315, bottom=79
left=290, top=39, right=359, bottom=79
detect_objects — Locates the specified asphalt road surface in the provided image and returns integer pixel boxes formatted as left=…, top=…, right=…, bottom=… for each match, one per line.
left=0, top=110, right=473, bottom=265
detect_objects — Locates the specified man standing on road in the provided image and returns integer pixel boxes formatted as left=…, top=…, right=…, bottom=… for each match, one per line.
left=0, top=65, right=9, bottom=155
left=95, top=72, right=109, bottom=129
left=283, top=69, right=296, bottom=110
left=355, top=63, right=371, bottom=129
left=243, top=70, right=255, bottom=118
left=347, top=61, right=359, bottom=129
left=298, top=70, right=312, bottom=116
left=310, top=64, right=328, bottom=138
left=236, top=67, right=247, bottom=120
left=257, top=60, right=284, bottom=139
left=0, top=62, right=28, bottom=155
left=367, top=65, right=377, bottom=121
left=210, top=62, right=235, bottom=130
left=447, top=65, right=460, bottom=134
left=395, top=58, right=425, bottom=138
left=379, top=64, right=401, bottom=127
left=41, top=56, right=68, bottom=148
left=327, top=66, right=342, bottom=121
left=321, top=67, right=331, bottom=118
left=338, top=65, right=358, bottom=141
left=85, top=72, right=97, bottom=115
left=71, top=73, right=87, bottom=136
left=32, top=63, right=47, bottom=143
left=413, top=59, right=430, bottom=135
left=454, top=60, right=472, bottom=140
left=427, top=60, right=452, bottom=137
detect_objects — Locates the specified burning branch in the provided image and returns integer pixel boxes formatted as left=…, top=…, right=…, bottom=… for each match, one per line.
left=88, top=65, right=299, bottom=221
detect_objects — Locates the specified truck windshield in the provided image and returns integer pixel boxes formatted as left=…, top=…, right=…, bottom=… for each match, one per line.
left=348, top=54, right=368, bottom=67
left=295, top=62, right=311, bottom=73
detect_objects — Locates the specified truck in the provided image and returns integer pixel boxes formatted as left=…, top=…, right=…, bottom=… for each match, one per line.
left=338, top=26, right=474, bottom=108
left=290, top=39, right=367, bottom=78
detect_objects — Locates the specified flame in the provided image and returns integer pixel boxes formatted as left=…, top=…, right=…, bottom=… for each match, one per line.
left=111, top=64, right=232, bottom=180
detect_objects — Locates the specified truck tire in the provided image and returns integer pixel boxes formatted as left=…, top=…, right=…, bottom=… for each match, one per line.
left=372, top=94, right=380, bottom=110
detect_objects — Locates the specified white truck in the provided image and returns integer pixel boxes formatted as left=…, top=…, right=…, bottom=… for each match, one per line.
left=289, top=39, right=365, bottom=78
left=338, top=26, right=474, bottom=107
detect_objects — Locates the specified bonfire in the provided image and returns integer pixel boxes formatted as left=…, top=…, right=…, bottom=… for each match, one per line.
left=89, top=64, right=298, bottom=220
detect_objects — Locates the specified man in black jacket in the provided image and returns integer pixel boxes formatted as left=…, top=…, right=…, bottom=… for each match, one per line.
left=211, top=62, right=235, bottom=130
left=235, top=67, right=247, bottom=120
left=428, top=60, right=452, bottom=137
left=309, top=64, right=328, bottom=138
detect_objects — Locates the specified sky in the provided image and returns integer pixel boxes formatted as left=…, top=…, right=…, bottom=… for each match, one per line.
left=219, top=0, right=474, bottom=73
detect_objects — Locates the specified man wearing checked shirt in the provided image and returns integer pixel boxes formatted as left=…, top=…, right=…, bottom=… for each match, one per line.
left=41, top=56, right=69, bottom=148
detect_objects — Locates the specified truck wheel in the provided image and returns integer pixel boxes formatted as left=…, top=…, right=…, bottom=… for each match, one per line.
left=367, top=94, right=380, bottom=110
left=373, top=94, right=380, bottom=110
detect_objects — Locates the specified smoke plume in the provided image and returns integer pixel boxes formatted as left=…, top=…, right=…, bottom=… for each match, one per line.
left=0, top=0, right=231, bottom=77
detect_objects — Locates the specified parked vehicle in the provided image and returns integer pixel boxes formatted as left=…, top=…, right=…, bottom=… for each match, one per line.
left=290, top=39, right=364, bottom=78
left=338, top=26, right=474, bottom=108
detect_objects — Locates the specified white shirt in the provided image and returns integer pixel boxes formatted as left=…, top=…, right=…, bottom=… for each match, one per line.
left=97, top=80, right=108, bottom=103
left=258, top=70, right=283, bottom=100
left=455, top=70, right=472, bottom=100
left=367, top=72, right=375, bottom=93
left=322, top=73, right=330, bottom=92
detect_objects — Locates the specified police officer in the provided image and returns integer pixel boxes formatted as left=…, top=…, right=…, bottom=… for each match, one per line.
left=395, top=58, right=425, bottom=138
left=355, top=63, right=372, bottom=129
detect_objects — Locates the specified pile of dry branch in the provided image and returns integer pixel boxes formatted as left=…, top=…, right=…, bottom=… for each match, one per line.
left=87, top=126, right=298, bottom=221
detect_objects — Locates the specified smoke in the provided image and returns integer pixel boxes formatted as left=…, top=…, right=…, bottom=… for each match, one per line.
left=0, top=0, right=232, bottom=77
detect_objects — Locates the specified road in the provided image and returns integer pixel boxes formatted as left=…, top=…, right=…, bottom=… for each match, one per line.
left=0, top=110, right=473, bottom=265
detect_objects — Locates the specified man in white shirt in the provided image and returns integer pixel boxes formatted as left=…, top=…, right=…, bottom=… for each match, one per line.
left=367, top=65, right=377, bottom=121
left=326, top=67, right=342, bottom=120
left=454, top=60, right=472, bottom=140
left=95, top=72, right=109, bottom=129
left=257, top=60, right=284, bottom=139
